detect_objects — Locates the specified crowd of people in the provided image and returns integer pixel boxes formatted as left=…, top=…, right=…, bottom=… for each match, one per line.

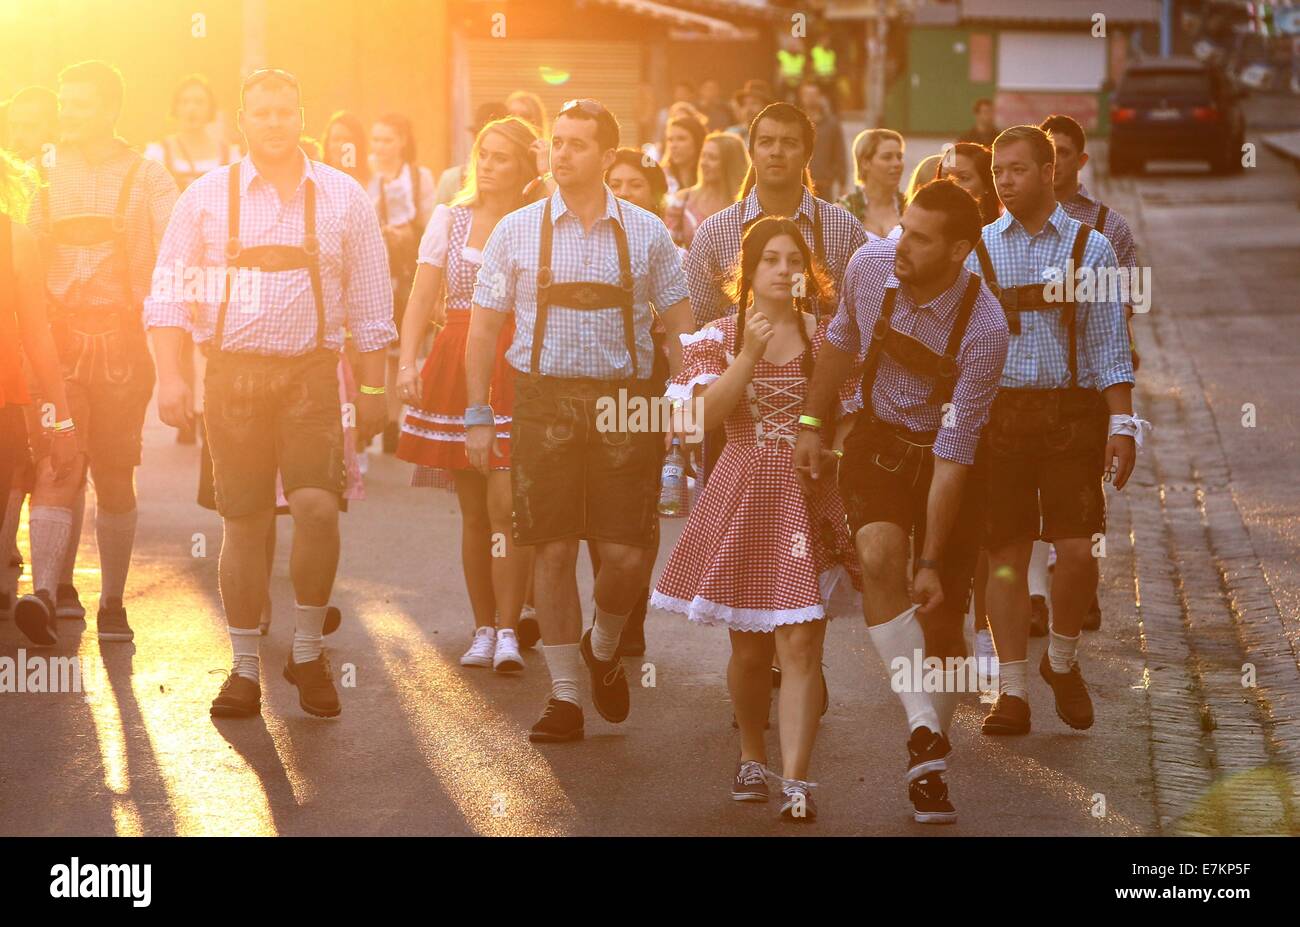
left=0, top=59, right=1149, bottom=827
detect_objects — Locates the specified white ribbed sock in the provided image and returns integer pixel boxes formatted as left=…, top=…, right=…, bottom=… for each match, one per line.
left=590, top=601, right=629, bottom=662
left=292, top=602, right=327, bottom=664
left=229, top=625, right=261, bottom=681
left=95, top=507, right=138, bottom=605
left=1028, top=540, right=1050, bottom=598
left=29, top=506, right=73, bottom=597
left=542, top=643, right=582, bottom=705
left=999, top=659, right=1028, bottom=700
left=1048, top=628, right=1080, bottom=673
left=60, top=489, right=86, bottom=586
left=867, top=603, right=941, bottom=734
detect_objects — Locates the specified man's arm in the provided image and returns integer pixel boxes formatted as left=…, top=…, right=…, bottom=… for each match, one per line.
left=143, top=160, right=180, bottom=252
left=340, top=183, right=398, bottom=355
left=646, top=222, right=692, bottom=379
left=12, top=224, right=69, bottom=421
left=465, top=306, right=509, bottom=407
left=660, top=298, right=691, bottom=380
left=685, top=222, right=724, bottom=329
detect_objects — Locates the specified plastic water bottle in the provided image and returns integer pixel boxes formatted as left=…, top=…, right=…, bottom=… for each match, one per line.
left=658, top=437, right=688, bottom=517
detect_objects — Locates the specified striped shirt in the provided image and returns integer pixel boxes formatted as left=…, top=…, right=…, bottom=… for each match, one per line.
left=29, top=139, right=178, bottom=311
left=964, top=203, right=1133, bottom=391
left=1060, top=182, right=1139, bottom=310
left=827, top=238, right=1009, bottom=465
left=473, top=187, right=688, bottom=379
left=144, top=154, right=397, bottom=355
left=686, top=186, right=866, bottom=328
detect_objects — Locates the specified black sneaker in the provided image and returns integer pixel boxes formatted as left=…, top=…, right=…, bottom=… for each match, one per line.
left=981, top=694, right=1031, bottom=736
left=615, top=591, right=647, bottom=657
left=14, top=590, right=57, bottom=646
left=528, top=697, right=584, bottom=743
left=1082, top=595, right=1102, bottom=631
left=731, top=760, right=769, bottom=802
left=210, top=672, right=261, bottom=718
left=516, top=607, right=541, bottom=649
left=1039, top=652, right=1095, bottom=730
left=909, top=773, right=957, bottom=825
left=1029, top=595, right=1049, bottom=637
left=906, top=726, right=951, bottom=783
left=56, top=584, right=86, bottom=620
left=97, top=598, right=134, bottom=642
left=580, top=628, right=629, bottom=723
left=779, top=783, right=817, bottom=822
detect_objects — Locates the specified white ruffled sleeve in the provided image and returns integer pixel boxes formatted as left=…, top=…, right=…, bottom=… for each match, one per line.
left=665, top=323, right=728, bottom=402
left=416, top=204, right=454, bottom=268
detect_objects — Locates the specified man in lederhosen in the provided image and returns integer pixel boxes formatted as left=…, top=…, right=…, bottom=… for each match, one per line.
left=795, top=179, right=1009, bottom=824
left=1042, top=113, right=1144, bottom=632
left=465, top=99, right=693, bottom=743
left=23, top=61, right=178, bottom=643
left=146, top=69, right=395, bottom=719
left=966, top=125, right=1143, bottom=738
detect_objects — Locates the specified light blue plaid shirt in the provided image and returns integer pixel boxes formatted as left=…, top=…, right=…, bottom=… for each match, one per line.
left=965, top=203, right=1133, bottom=391
left=474, top=188, right=688, bottom=378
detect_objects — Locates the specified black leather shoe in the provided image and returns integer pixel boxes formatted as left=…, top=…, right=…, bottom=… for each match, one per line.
left=1039, top=652, right=1095, bottom=730
left=580, top=629, right=630, bottom=723
left=211, top=673, right=261, bottom=718
left=283, top=653, right=341, bottom=718
left=529, top=697, right=584, bottom=742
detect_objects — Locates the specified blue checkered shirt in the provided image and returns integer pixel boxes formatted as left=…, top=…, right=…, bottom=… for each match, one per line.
left=964, top=203, right=1133, bottom=391
left=1060, top=183, right=1139, bottom=311
left=686, top=186, right=866, bottom=328
left=474, top=188, right=688, bottom=378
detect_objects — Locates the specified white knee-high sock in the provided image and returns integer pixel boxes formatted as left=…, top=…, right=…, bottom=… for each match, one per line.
left=867, top=604, right=941, bottom=734
left=542, top=643, right=581, bottom=705
left=292, top=602, right=327, bottom=664
left=1028, top=541, right=1050, bottom=598
left=1048, top=628, right=1080, bottom=673
left=229, top=626, right=261, bottom=681
left=96, top=508, right=137, bottom=606
left=29, top=506, right=73, bottom=597
left=60, top=488, right=86, bottom=587
left=999, top=659, right=1028, bottom=699
left=590, top=601, right=629, bottom=662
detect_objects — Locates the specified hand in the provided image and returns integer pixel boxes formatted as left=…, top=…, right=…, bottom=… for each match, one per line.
left=912, top=566, right=945, bottom=616
left=792, top=429, right=823, bottom=494
left=530, top=139, right=550, bottom=178
left=466, top=423, right=501, bottom=476
left=396, top=363, right=421, bottom=405
left=739, top=308, right=773, bottom=363
left=49, top=431, right=81, bottom=482
left=356, top=392, right=387, bottom=445
left=1104, top=433, right=1136, bottom=490
left=156, top=375, right=194, bottom=429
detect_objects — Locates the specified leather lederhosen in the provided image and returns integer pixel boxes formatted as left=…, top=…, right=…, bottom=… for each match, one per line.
left=529, top=193, right=638, bottom=380
left=213, top=160, right=326, bottom=354
left=848, top=273, right=982, bottom=472
left=41, top=155, right=145, bottom=385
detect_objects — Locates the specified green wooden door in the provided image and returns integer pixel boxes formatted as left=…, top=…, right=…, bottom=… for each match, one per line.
left=908, top=27, right=993, bottom=135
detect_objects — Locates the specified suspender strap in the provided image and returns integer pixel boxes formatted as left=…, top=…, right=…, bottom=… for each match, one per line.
left=857, top=286, right=898, bottom=411
left=113, top=156, right=143, bottom=308
left=929, top=274, right=982, bottom=405
left=531, top=197, right=555, bottom=376
left=1095, top=203, right=1109, bottom=235
left=612, top=203, right=638, bottom=380
left=304, top=179, right=325, bottom=350
left=1066, top=222, right=1092, bottom=389
left=974, top=239, right=998, bottom=291
left=215, top=163, right=241, bottom=350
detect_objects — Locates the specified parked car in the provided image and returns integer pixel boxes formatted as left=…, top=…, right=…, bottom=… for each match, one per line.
left=1109, top=58, right=1247, bottom=175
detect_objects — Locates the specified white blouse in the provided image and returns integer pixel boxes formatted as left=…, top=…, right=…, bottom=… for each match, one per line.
left=367, top=162, right=436, bottom=228
left=416, top=204, right=483, bottom=268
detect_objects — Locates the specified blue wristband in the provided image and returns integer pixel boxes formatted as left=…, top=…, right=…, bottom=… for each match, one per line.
left=464, top=404, right=496, bottom=427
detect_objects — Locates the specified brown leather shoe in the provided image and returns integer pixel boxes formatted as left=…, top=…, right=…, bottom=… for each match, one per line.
left=1039, top=652, right=1095, bottom=730
left=981, top=694, right=1031, bottom=736
left=283, top=654, right=341, bottom=718
left=211, top=673, right=261, bottom=718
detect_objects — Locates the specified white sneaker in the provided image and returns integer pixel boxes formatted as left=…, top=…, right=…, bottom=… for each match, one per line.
left=493, top=629, right=524, bottom=673
left=975, top=629, right=999, bottom=704
left=460, top=626, right=496, bottom=667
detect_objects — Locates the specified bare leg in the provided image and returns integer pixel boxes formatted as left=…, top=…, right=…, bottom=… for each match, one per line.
left=285, top=487, right=339, bottom=608
left=729, top=629, right=775, bottom=765
left=774, top=619, right=827, bottom=781
left=485, top=469, right=527, bottom=631
left=220, top=508, right=277, bottom=630
left=453, top=470, right=497, bottom=630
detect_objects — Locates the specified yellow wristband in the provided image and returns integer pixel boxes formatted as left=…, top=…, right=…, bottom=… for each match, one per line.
left=359, top=384, right=386, bottom=396
left=798, top=414, right=822, bottom=429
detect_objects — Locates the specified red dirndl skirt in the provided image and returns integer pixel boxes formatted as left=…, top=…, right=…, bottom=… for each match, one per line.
left=396, top=308, right=515, bottom=472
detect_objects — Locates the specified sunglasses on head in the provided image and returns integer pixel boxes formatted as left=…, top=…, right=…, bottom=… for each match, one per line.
left=242, top=67, right=300, bottom=93
left=559, top=98, right=607, bottom=118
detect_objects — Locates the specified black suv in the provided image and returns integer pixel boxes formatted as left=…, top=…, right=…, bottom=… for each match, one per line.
left=1109, top=58, right=1246, bottom=175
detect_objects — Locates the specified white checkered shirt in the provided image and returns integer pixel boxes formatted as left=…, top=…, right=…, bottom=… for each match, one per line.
left=144, top=154, right=397, bottom=355
left=685, top=186, right=866, bottom=328
left=964, top=203, right=1133, bottom=391
left=473, top=188, right=688, bottom=378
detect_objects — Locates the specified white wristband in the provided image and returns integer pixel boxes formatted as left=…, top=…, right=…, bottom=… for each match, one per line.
left=1109, top=413, right=1152, bottom=449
